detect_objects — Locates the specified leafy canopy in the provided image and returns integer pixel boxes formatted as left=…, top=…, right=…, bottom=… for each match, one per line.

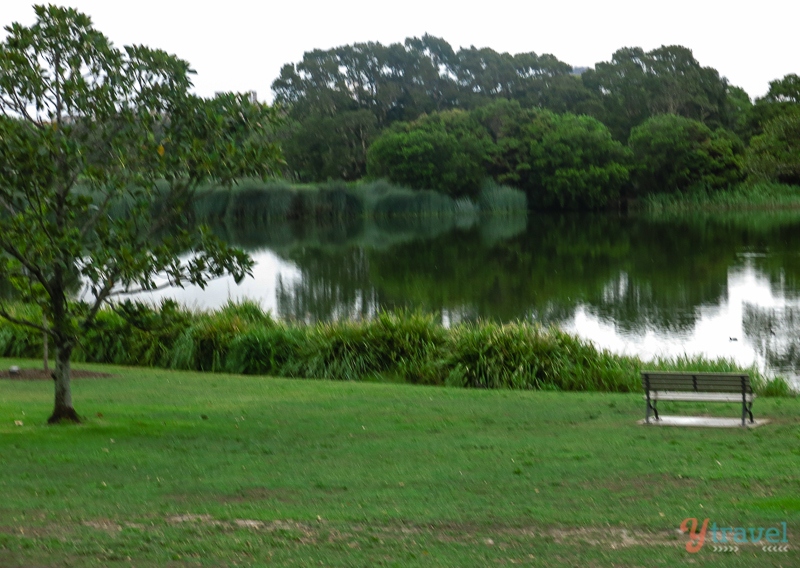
left=366, top=110, right=493, bottom=197
left=747, top=108, right=800, bottom=186
left=628, top=114, right=744, bottom=194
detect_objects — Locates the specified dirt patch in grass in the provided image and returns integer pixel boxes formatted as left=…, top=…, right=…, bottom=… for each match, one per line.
left=0, top=368, right=114, bottom=380
left=82, top=519, right=123, bottom=533
left=0, top=525, right=53, bottom=538
left=151, top=515, right=691, bottom=549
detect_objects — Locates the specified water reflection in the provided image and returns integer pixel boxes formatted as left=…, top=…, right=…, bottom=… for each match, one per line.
left=131, top=208, right=800, bottom=387
left=744, top=303, right=800, bottom=374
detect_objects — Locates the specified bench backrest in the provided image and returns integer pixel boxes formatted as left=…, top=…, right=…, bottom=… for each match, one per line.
left=641, top=371, right=752, bottom=394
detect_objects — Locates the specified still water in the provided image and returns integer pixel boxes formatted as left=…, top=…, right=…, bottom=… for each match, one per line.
left=136, top=210, right=800, bottom=388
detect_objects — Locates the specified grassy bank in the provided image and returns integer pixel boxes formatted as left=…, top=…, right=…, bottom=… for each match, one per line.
left=1, top=361, right=798, bottom=567
left=642, top=182, right=800, bottom=212
left=0, top=303, right=792, bottom=396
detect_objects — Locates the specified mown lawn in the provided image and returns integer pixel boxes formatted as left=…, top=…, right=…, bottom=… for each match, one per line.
left=0, top=358, right=798, bottom=567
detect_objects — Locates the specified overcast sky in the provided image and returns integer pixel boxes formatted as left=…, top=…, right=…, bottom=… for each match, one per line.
left=3, top=1, right=797, bottom=102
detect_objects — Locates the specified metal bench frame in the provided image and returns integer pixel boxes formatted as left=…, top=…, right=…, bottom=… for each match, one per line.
left=641, top=371, right=755, bottom=427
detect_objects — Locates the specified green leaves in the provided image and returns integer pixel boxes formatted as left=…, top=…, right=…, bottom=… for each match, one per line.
left=0, top=6, right=281, bottom=362
left=366, top=101, right=629, bottom=209
left=747, top=108, right=800, bottom=185
left=628, top=115, right=745, bottom=194
left=581, top=45, right=729, bottom=140
left=526, top=113, right=631, bottom=209
left=366, top=110, right=493, bottom=198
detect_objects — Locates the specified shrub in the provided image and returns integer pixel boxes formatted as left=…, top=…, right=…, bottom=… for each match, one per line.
left=628, top=115, right=745, bottom=195
left=226, top=324, right=305, bottom=376
left=366, top=111, right=493, bottom=198
left=746, top=108, right=800, bottom=186
left=170, top=300, right=272, bottom=371
left=527, top=113, right=631, bottom=209
left=443, top=321, right=637, bottom=391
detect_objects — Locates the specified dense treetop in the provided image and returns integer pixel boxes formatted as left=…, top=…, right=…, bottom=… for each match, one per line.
left=271, top=36, right=798, bottom=205
left=273, top=35, right=575, bottom=124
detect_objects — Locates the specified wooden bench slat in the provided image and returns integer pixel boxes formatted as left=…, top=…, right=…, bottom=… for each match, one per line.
left=644, top=391, right=756, bottom=403
left=641, top=380, right=751, bottom=386
left=642, top=386, right=751, bottom=390
left=641, top=371, right=749, bottom=377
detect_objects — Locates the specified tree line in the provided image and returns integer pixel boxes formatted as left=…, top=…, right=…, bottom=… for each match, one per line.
left=273, top=37, right=800, bottom=207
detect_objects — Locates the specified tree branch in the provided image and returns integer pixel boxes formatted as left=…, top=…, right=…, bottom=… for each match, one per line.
left=0, top=238, right=53, bottom=296
left=79, top=188, right=114, bottom=238
left=108, top=280, right=179, bottom=297
left=0, top=195, right=19, bottom=216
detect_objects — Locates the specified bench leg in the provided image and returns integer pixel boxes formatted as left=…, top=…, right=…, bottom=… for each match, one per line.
left=747, top=401, right=754, bottom=424
left=645, top=394, right=658, bottom=423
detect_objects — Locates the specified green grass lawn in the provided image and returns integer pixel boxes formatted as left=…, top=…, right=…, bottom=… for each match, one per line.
left=0, top=359, right=798, bottom=567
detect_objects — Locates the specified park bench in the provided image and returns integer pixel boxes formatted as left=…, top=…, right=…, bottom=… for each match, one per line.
left=641, top=371, right=755, bottom=427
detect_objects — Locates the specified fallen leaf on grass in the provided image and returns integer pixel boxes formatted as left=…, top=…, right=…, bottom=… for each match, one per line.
left=14, top=420, right=23, bottom=426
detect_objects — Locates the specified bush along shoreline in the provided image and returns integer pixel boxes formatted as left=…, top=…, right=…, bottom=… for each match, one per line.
left=0, top=301, right=793, bottom=396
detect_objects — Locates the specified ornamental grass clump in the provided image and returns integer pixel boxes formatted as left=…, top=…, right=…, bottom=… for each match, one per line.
left=443, top=321, right=638, bottom=391
left=367, top=310, right=447, bottom=383
left=225, top=324, right=305, bottom=376
left=170, top=300, right=272, bottom=372
left=299, top=320, right=384, bottom=381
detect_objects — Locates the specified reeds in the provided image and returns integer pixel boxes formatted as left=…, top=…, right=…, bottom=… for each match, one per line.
left=477, top=180, right=528, bottom=214
left=186, top=178, right=528, bottom=225
left=643, top=182, right=800, bottom=212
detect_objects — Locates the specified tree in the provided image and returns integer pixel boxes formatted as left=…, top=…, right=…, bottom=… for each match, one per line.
left=762, top=74, right=800, bottom=104
left=526, top=113, right=631, bottom=209
left=272, top=36, right=576, bottom=181
left=746, top=74, right=800, bottom=140
left=366, top=110, right=493, bottom=197
left=746, top=108, right=800, bottom=185
left=628, top=115, right=744, bottom=195
left=0, top=6, right=282, bottom=423
left=279, top=110, right=377, bottom=181
left=723, top=85, right=753, bottom=140
left=582, top=46, right=729, bottom=139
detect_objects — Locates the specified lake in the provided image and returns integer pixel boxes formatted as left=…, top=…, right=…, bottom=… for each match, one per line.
left=135, top=209, right=800, bottom=388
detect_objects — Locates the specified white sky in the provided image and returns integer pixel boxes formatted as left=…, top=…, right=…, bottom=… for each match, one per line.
left=3, top=1, right=798, bottom=102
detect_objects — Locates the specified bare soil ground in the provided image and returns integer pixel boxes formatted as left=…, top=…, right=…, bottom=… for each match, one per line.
left=0, top=368, right=114, bottom=380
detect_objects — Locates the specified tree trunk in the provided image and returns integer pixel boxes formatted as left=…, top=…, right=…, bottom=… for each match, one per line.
left=43, top=313, right=49, bottom=374
left=48, top=342, right=80, bottom=424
